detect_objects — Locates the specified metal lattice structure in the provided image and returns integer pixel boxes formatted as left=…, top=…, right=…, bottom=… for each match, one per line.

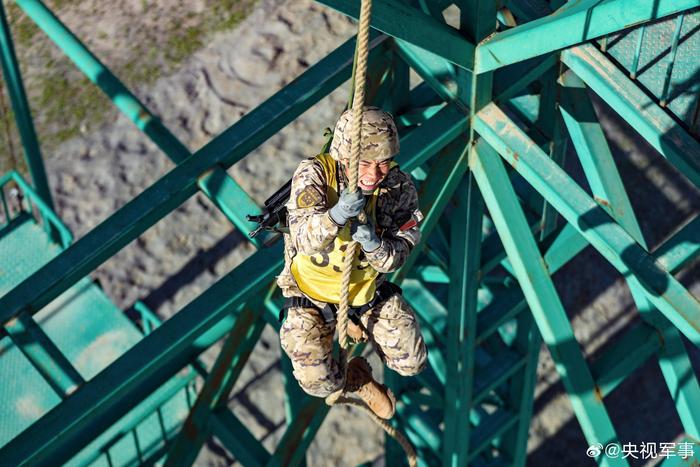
left=1, top=0, right=699, bottom=466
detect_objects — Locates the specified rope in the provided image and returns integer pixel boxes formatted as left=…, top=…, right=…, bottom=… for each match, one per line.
left=336, top=0, right=372, bottom=355
left=335, top=396, right=417, bottom=467
left=323, top=1, right=417, bottom=466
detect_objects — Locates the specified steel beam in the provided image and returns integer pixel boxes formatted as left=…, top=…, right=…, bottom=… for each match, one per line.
left=0, top=246, right=283, bottom=466
left=316, top=0, right=476, bottom=70
left=0, top=3, right=53, bottom=210
left=560, top=73, right=700, bottom=437
left=0, top=83, right=468, bottom=465
left=474, top=102, right=700, bottom=346
left=391, top=136, right=469, bottom=284
left=0, top=33, right=366, bottom=325
left=398, top=103, right=468, bottom=170
left=469, top=140, right=623, bottom=462
left=559, top=71, right=646, bottom=243
left=164, top=306, right=266, bottom=466
left=4, top=312, right=85, bottom=397
left=0, top=75, right=454, bottom=328
left=493, top=54, right=557, bottom=103
left=402, top=280, right=448, bottom=384
left=499, top=312, right=541, bottom=466
left=266, top=398, right=328, bottom=467
left=444, top=174, right=484, bottom=466
left=15, top=0, right=324, bottom=243
left=210, top=408, right=270, bottom=467
left=590, top=322, right=662, bottom=398
left=0, top=170, right=72, bottom=247
left=655, top=215, right=700, bottom=273
left=561, top=44, right=700, bottom=188
left=394, top=39, right=468, bottom=112
left=504, top=0, right=551, bottom=21
left=475, top=0, right=700, bottom=73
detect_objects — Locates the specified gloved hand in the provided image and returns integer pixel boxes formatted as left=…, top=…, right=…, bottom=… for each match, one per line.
left=329, top=189, right=365, bottom=225
left=351, top=221, right=381, bottom=252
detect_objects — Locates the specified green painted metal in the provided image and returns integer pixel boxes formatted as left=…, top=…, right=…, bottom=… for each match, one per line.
left=394, top=39, right=467, bottom=112
left=560, top=70, right=700, bottom=438
left=1, top=0, right=699, bottom=465
left=470, top=140, right=624, bottom=464
left=442, top=173, right=482, bottom=466
left=0, top=3, right=54, bottom=223
left=474, top=0, right=700, bottom=73
left=0, top=178, right=196, bottom=465
left=391, top=136, right=469, bottom=286
left=15, top=0, right=266, bottom=244
left=559, top=71, right=646, bottom=243
left=590, top=322, right=662, bottom=398
left=0, top=32, right=374, bottom=325
left=655, top=215, right=700, bottom=272
left=4, top=312, right=84, bottom=397
left=317, top=0, right=476, bottom=70
left=561, top=44, right=700, bottom=188
left=164, top=305, right=266, bottom=465
left=0, top=243, right=284, bottom=466
left=600, top=9, right=700, bottom=133
left=210, top=408, right=271, bottom=467
left=0, top=171, right=71, bottom=247
left=475, top=103, right=700, bottom=345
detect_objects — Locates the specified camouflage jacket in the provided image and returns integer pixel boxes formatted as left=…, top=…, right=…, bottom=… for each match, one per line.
left=276, top=156, right=423, bottom=299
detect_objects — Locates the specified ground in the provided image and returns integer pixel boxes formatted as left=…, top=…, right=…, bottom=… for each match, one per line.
left=0, top=0, right=699, bottom=466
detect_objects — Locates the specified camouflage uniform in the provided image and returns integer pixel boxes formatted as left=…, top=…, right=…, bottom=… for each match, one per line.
left=277, top=155, right=428, bottom=398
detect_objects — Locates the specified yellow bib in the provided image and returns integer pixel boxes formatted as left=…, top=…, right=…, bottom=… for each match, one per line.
left=291, top=154, right=379, bottom=306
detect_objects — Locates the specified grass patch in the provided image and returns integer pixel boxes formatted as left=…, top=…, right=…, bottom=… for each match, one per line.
left=5, top=3, right=39, bottom=49
left=165, top=25, right=205, bottom=63
left=1, top=0, right=258, bottom=169
left=35, top=70, right=110, bottom=147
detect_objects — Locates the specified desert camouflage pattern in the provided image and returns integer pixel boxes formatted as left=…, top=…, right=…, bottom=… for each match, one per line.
left=276, top=154, right=426, bottom=397
left=276, top=155, right=423, bottom=296
left=329, top=106, right=400, bottom=162
left=280, top=293, right=428, bottom=397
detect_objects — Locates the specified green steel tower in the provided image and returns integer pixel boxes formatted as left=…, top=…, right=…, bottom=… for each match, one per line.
left=0, top=0, right=699, bottom=466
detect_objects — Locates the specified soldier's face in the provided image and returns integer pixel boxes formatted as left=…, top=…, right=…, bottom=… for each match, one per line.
left=342, top=159, right=392, bottom=191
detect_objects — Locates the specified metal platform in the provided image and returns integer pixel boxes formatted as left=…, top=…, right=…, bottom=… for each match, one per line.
left=0, top=0, right=698, bottom=466
left=603, top=8, right=700, bottom=133
left=0, top=173, right=196, bottom=466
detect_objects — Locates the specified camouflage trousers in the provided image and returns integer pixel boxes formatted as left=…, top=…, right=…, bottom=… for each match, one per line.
left=280, top=293, right=428, bottom=398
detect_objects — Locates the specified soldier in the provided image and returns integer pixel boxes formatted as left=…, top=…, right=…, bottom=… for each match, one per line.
left=277, top=106, right=427, bottom=419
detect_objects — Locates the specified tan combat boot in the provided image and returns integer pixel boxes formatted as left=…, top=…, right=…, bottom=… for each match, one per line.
left=347, top=320, right=368, bottom=342
left=345, top=357, right=396, bottom=419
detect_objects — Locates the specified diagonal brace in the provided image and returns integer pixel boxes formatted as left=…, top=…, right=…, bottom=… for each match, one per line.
left=561, top=44, right=700, bottom=189
left=469, top=140, right=623, bottom=458
left=0, top=33, right=371, bottom=325
left=14, top=0, right=264, bottom=241
left=316, top=0, right=475, bottom=70
left=475, top=0, right=700, bottom=73
left=474, top=102, right=700, bottom=346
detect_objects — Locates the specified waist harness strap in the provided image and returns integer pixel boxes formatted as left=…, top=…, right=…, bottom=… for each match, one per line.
left=280, top=281, right=402, bottom=323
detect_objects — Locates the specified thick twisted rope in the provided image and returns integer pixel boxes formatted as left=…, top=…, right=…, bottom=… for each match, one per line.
left=335, top=0, right=372, bottom=356
left=335, top=396, right=417, bottom=467
left=323, top=1, right=417, bottom=466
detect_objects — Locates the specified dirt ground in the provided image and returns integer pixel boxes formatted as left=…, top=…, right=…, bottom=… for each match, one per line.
left=1, top=0, right=699, bottom=466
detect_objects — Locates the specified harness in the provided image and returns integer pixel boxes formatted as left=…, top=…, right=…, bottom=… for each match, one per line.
left=290, top=154, right=388, bottom=307
left=280, top=281, right=402, bottom=324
